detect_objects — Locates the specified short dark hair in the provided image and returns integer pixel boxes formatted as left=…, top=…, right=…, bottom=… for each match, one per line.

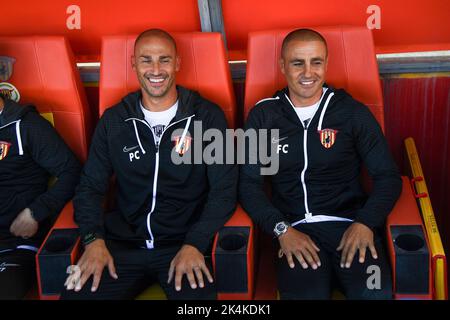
left=281, top=28, right=328, bottom=57
left=134, top=28, right=177, bottom=53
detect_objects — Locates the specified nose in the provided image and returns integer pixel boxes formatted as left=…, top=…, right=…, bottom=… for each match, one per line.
left=151, top=61, right=160, bottom=75
left=303, top=63, right=312, bottom=78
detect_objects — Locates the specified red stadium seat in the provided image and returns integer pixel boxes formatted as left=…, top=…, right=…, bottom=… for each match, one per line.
left=243, top=26, right=433, bottom=300
left=0, top=36, right=92, bottom=299
left=99, top=32, right=237, bottom=128
left=0, top=36, right=92, bottom=161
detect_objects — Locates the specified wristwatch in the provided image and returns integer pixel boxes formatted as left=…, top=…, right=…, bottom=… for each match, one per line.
left=82, top=232, right=103, bottom=246
left=273, top=221, right=291, bottom=237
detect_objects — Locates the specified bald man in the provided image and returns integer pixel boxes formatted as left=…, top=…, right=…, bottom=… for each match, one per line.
left=62, top=29, right=237, bottom=300
left=239, top=29, right=401, bottom=299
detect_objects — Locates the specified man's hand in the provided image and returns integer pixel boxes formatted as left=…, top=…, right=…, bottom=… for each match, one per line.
left=278, top=227, right=321, bottom=270
left=337, top=222, right=378, bottom=268
left=64, top=239, right=118, bottom=292
left=168, top=244, right=214, bottom=292
left=10, top=208, right=38, bottom=239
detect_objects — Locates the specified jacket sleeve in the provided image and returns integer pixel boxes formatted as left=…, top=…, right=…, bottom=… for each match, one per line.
left=183, top=105, right=238, bottom=254
left=26, top=113, right=81, bottom=222
left=238, top=107, right=286, bottom=236
left=352, top=103, right=402, bottom=229
left=73, top=112, right=113, bottom=239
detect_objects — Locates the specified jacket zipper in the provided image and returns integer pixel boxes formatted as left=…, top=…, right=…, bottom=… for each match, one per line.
left=125, top=115, right=195, bottom=249
left=284, top=90, right=331, bottom=221
left=300, top=121, right=312, bottom=220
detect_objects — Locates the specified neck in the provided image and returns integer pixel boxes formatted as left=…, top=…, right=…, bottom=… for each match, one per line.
left=289, top=89, right=323, bottom=108
left=0, top=97, right=4, bottom=112
left=141, top=88, right=178, bottom=112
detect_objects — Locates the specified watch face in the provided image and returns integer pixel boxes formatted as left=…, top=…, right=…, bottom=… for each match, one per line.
left=276, top=223, right=286, bottom=232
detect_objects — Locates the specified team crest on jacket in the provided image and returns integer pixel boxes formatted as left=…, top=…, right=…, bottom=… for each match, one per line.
left=318, top=129, right=338, bottom=149
left=0, top=141, right=11, bottom=160
left=173, top=135, right=192, bottom=155
left=0, top=56, right=15, bottom=82
left=0, top=82, right=20, bottom=102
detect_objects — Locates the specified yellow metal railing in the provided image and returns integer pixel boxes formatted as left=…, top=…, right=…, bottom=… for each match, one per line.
left=404, top=137, right=448, bottom=300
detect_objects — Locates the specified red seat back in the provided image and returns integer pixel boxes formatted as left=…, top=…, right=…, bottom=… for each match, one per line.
left=0, top=36, right=92, bottom=161
left=99, top=32, right=236, bottom=128
left=244, top=26, right=384, bottom=131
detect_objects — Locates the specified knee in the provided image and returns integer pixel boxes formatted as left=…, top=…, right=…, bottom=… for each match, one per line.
left=345, top=280, right=392, bottom=300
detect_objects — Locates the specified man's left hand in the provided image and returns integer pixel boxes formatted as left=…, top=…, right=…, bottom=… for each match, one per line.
left=337, top=222, right=378, bottom=268
left=10, top=208, right=38, bottom=239
left=168, top=244, right=214, bottom=292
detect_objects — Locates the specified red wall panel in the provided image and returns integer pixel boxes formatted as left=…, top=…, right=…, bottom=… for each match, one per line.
left=383, top=75, right=450, bottom=263
left=222, top=0, right=450, bottom=58
left=0, top=0, right=201, bottom=60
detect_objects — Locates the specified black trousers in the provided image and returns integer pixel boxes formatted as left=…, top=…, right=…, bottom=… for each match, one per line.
left=276, top=221, right=392, bottom=300
left=61, top=240, right=216, bottom=300
left=0, top=249, right=36, bottom=300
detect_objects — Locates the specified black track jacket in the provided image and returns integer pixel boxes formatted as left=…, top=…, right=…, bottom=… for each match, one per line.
left=239, top=86, right=402, bottom=236
left=0, top=99, right=81, bottom=250
left=74, top=86, right=237, bottom=253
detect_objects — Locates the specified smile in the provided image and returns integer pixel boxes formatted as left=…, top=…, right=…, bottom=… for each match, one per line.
left=300, top=80, right=315, bottom=85
left=148, top=78, right=165, bottom=83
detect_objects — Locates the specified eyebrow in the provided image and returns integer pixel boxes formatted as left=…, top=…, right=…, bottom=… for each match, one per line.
left=139, top=55, right=173, bottom=60
left=290, top=57, right=325, bottom=63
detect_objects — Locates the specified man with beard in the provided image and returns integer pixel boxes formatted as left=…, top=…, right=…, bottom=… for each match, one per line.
left=63, top=29, right=237, bottom=300
left=239, top=29, right=401, bottom=299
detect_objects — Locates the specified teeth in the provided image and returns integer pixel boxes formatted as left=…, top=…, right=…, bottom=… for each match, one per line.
left=149, top=78, right=164, bottom=83
left=301, top=81, right=314, bottom=85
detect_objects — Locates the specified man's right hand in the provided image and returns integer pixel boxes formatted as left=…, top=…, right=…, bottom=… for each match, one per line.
left=278, top=227, right=321, bottom=270
left=64, top=239, right=118, bottom=293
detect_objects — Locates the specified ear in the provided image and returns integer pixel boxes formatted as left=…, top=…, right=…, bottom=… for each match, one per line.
left=279, top=58, right=286, bottom=75
left=175, top=55, right=181, bottom=72
left=131, top=55, right=137, bottom=71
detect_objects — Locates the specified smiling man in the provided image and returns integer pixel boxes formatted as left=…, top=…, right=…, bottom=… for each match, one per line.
left=62, top=29, right=237, bottom=300
left=239, top=29, right=402, bottom=299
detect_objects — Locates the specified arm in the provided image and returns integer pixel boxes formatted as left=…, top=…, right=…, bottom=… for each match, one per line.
left=169, top=105, right=237, bottom=291
left=338, top=103, right=402, bottom=268
left=73, top=113, right=113, bottom=240
left=25, top=112, right=81, bottom=222
left=183, top=105, right=238, bottom=254
left=238, top=107, right=286, bottom=235
left=239, top=107, right=321, bottom=269
left=352, top=104, right=402, bottom=229
left=66, top=112, right=117, bottom=292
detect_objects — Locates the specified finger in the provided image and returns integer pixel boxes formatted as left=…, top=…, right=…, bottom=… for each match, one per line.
left=340, top=241, right=350, bottom=268
left=193, top=266, right=204, bottom=288
left=91, top=269, right=102, bottom=292
left=76, top=268, right=92, bottom=292
left=293, top=251, right=308, bottom=269
left=308, top=245, right=322, bottom=267
left=201, top=264, right=214, bottom=283
left=9, top=221, right=18, bottom=235
left=309, top=239, right=321, bottom=252
left=300, top=248, right=317, bottom=269
left=345, top=244, right=358, bottom=268
left=167, top=261, right=175, bottom=284
left=285, top=252, right=295, bottom=269
left=186, top=270, right=197, bottom=289
left=359, top=246, right=367, bottom=263
left=108, top=259, right=118, bottom=279
left=337, top=232, right=348, bottom=251
left=278, top=249, right=284, bottom=258
left=369, top=243, right=378, bottom=260
left=174, top=268, right=183, bottom=291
